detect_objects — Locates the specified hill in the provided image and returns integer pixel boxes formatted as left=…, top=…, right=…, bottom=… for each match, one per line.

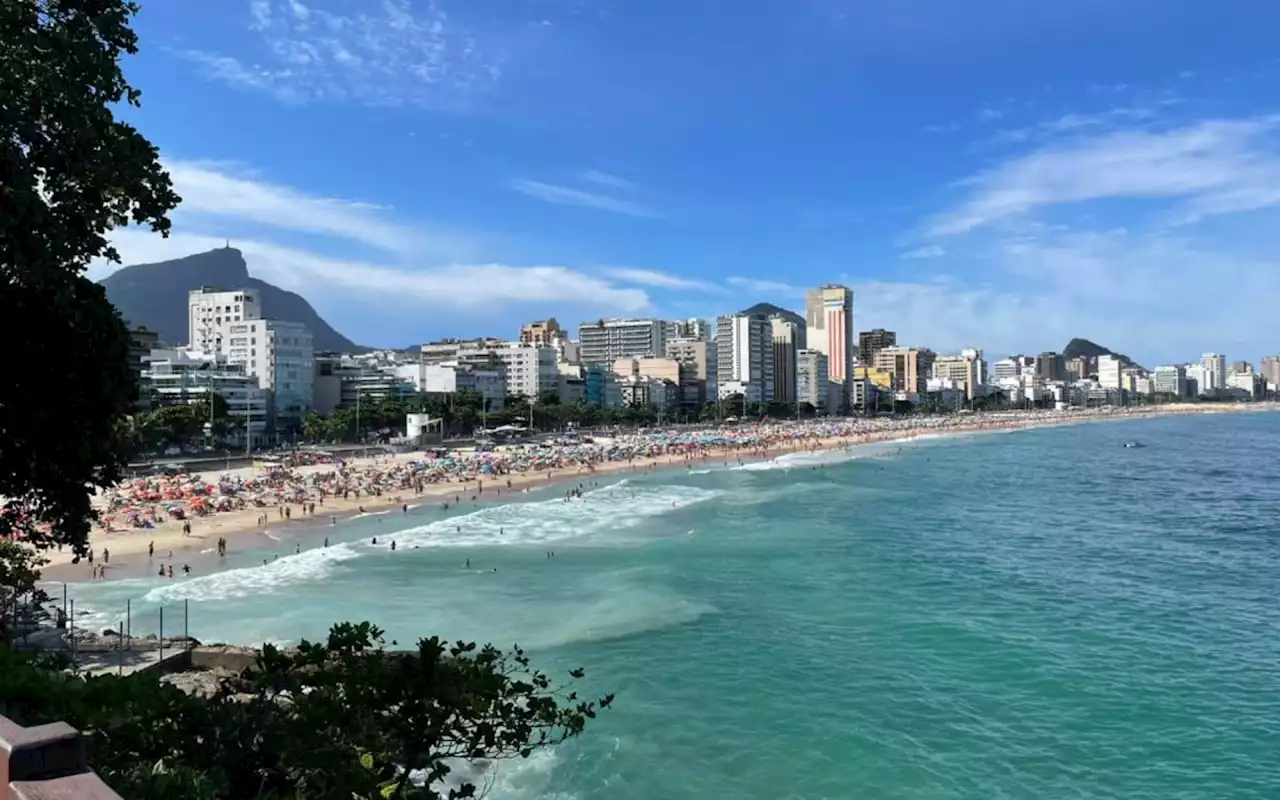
left=740, top=302, right=804, bottom=329
left=1062, top=337, right=1137, bottom=367
left=100, top=247, right=363, bottom=352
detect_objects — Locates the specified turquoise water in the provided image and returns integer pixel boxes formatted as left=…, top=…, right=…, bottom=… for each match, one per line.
left=70, top=412, right=1280, bottom=799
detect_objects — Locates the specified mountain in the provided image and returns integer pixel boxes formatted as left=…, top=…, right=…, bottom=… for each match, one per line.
left=100, top=247, right=363, bottom=353
left=739, top=302, right=804, bottom=328
left=1062, top=337, right=1137, bottom=367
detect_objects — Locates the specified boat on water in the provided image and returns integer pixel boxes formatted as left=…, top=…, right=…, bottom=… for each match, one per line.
left=1123, top=441, right=1146, bottom=448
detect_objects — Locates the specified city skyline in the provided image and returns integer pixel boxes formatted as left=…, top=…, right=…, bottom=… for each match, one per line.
left=91, top=1, right=1280, bottom=363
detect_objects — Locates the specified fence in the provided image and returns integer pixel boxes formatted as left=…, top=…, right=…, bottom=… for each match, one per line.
left=8, top=587, right=196, bottom=678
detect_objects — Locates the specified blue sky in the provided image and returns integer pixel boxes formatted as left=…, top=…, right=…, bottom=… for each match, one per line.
left=98, top=0, right=1280, bottom=364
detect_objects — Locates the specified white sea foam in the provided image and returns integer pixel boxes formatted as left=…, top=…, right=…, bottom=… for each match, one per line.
left=142, top=544, right=363, bottom=604
left=391, top=482, right=722, bottom=550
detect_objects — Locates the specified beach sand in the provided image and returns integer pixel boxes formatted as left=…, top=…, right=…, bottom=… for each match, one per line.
left=36, top=403, right=1275, bottom=584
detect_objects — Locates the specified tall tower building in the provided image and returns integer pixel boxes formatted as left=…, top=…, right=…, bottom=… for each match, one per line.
left=858, top=328, right=896, bottom=366
left=1201, top=353, right=1227, bottom=392
left=769, top=315, right=802, bottom=406
left=805, top=285, right=854, bottom=411
left=715, top=314, right=775, bottom=404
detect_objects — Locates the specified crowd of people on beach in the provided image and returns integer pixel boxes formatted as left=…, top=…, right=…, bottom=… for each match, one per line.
left=85, top=406, right=1181, bottom=535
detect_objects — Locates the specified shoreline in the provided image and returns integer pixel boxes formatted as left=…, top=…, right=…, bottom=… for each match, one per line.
left=37, top=402, right=1277, bottom=585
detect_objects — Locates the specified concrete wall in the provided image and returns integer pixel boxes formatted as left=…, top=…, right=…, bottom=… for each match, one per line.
left=0, top=716, right=120, bottom=800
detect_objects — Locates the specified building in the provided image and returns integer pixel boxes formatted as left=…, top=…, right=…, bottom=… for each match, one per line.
left=220, top=319, right=314, bottom=430
left=770, top=315, right=803, bottom=406
left=583, top=364, right=623, bottom=409
left=613, top=358, right=681, bottom=413
left=127, top=326, right=162, bottom=407
left=665, top=318, right=713, bottom=342
left=1230, top=360, right=1253, bottom=375
left=715, top=314, right=775, bottom=403
left=1262, top=356, right=1280, bottom=388
left=1227, top=371, right=1266, bottom=398
left=1153, top=365, right=1188, bottom=397
left=187, top=287, right=261, bottom=351
left=395, top=361, right=505, bottom=409
left=466, top=342, right=558, bottom=400
left=805, top=285, right=854, bottom=410
left=858, top=329, right=896, bottom=366
left=874, top=346, right=936, bottom=394
left=992, top=357, right=1020, bottom=381
left=520, top=319, right=565, bottom=346
left=578, top=318, right=665, bottom=364
left=1065, top=356, right=1089, bottom=381
left=1201, top=353, right=1227, bottom=393
left=795, top=349, right=830, bottom=412
left=1097, top=354, right=1125, bottom=390
left=143, top=349, right=271, bottom=445
left=932, top=352, right=982, bottom=399
left=666, top=338, right=716, bottom=413
left=1035, top=352, right=1066, bottom=382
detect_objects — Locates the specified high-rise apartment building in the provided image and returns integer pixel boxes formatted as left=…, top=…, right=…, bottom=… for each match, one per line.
left=578, top=318, right=665, bottom=364
left=858, top=328, right=896, bottom=366
left=770, top=316, right=803, bottom=405
left=520, top=318, right=565, bottom=346
left=715, top=314, right=775, bottom=404
left=874, top=346, right=935, bottom=394
left=1262, top=356, right=1280, bottom=387
left=1035, top=352, right=1066, bottom=382
left=188, top=287, right=262, bottom=351
left=795, top=349, right=830, bottom=412
left=666, top=338, right=717, bottom=411
left=1097, top=354, right=1125, bottom=389
left=932, top=351, right=982, bottom=399
left=805, top=285, right=854, bottom=410
left=222, top=318, right=314, bottom=429
left=1153, top=365, right=1188, bottom=397
left=1201, top=353, right=1227, bottom=392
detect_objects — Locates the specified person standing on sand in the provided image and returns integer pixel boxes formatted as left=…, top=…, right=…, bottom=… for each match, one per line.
left=149, top=541, right=154, bottom=558
left=102, top=548, right=109, bottom=564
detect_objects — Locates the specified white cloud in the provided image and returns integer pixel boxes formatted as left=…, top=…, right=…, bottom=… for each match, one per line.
left=164, top=160, right=465, bottom=257
left=579, top=170, right=637, bottom=190
left=902, top=245, right=945, bottom=259
left=726, top=276, right=802, bottom=296
left=600, top=267, right=721, bottom=292
left=510, top=179, right=661, bottom=218
left=182, top=0, right=510, bottom=107
left=97, top=161, right=656, bottom=337
left=929, top=114, right=1280, bottom=235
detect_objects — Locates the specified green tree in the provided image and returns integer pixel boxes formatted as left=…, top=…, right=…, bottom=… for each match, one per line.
left=1, top=0, right=179, bottom=553
left=0, top=622, right=612, bottom=798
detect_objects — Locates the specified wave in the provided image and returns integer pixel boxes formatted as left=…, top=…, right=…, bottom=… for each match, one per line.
left=142, top=544, right=364, bottom=604
left=390, top=482, right=722, bottom=550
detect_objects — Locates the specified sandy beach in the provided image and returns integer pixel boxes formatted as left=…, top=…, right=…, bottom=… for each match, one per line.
left=31, top=402, right=1277, bottom=584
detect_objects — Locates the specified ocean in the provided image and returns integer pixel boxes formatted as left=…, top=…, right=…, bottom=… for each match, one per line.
left=66, top=411, right=1280, bottom=799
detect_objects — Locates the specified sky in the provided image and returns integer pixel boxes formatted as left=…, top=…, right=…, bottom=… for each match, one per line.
left=94, top=0, right=1280, bottom=365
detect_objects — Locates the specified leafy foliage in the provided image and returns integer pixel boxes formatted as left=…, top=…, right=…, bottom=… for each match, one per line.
left=0, top=0, right=179, bottom=553
left=0, top=623, right=613, bottom=799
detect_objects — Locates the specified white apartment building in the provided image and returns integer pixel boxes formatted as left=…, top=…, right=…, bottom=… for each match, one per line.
left=1097, top=354, right=1125, bottom=390
left=796, top=349, right=830, bottom=412
left=462, top=342, right=558, bottom=400
left=1227, top=371, right=1265, bottom=398
left=932, top=352, right=982, bottom=399
left=396, top=362, right=505, bottom=408
left=187, top=287, right=262, bottom=350
left=1153, top=365, right=1188, bottom=397
left=221, top=319, right=314, bottom=428
left=143, top=349, right=271, bottom=444
left=578, top=318, right=665, bottom=364
left=665, top=337, right=717, bottom=411
left=1201, top=353, right=1227, bottom=392
left=715, top=314, right=775, bottom=404
left=992, top=358, right=1020, bottom=381
left=1185, top=363, right=1211, bottom=397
